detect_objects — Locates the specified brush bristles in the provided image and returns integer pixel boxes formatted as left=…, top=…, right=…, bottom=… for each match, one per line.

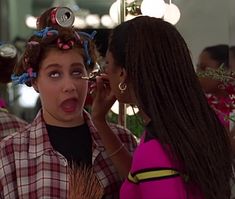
left=68, top=164, right=104, bottom=199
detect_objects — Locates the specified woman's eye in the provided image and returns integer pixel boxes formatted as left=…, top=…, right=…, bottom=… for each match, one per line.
left=72, top=70, right=83, bottom=77
left=49, top=71, right=60, bottom=78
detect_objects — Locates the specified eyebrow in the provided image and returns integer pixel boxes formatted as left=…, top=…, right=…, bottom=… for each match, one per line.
left=43, top=62, right=85, bottom=70
left=44, top=64, right=60, bottom=70
left=71, top=62, right=85, bottom=68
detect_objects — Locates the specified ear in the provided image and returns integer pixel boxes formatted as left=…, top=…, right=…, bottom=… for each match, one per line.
left=120, top=68, right=127, bottom=82
left=31, top=79, right=39, bottom=93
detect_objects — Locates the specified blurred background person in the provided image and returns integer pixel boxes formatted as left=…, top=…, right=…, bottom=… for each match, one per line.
left=0, top=7, right=137, bottom=198
left=196, top=44, right=235, bottom=198
left=0, top=42, right=28, bottom=140
left=196, top=44, right=231, bottom=129
left=230, top=46, right=235, bottom=72
left=196, top=44, right=229, bottom=96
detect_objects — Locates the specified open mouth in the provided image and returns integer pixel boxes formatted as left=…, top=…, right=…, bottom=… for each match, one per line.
left=60, top=98, right=78, bottom=113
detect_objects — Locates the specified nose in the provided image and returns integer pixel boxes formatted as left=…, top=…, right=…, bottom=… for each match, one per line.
left=62, top=77, right=77, bottom=93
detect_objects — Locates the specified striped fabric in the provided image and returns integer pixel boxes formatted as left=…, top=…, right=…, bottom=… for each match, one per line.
left=120, top=132, right=204, bottom=199
left=0, top=108, right=28, bottom=140
left=0, top=110, right=137, bottom=199
left=127, top=168, right=180, bottom=184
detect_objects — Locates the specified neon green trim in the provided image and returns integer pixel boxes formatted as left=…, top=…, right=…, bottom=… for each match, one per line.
left=128, top=169, right=179, bottom=183
left=0, top=108, right=8, bottom=113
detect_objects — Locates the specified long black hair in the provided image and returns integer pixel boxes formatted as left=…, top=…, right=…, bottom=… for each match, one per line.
left=108, top=16, right=232, bottom=199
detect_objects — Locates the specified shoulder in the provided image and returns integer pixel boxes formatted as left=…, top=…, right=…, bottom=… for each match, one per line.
left=108, top=122, right=137, bottom=139
left=0, top=110, right=28, bottom=128
left=84, top=111, right=138, bottom=150
left=0, top=111, right=29, bottom=141
left=0, top=126, right=31, bottom=158
left=132, top=138, right=175, bottom=169
left=108, top=122, right=131, bottom=134
left=0, top=127, right=32, bottom=181
left=0, top=129, right=30, bottom=195
left=0, top=110, right=26, bottom=122
left=108, top=122, right=138, bottom=151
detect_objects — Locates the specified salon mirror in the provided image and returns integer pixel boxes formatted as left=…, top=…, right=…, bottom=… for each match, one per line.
left=0, top=0, right=233, bottom=130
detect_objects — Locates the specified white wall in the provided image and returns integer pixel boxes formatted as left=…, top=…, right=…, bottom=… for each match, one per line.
left=5, top=0, right=234, bottom=67
left=229, top=0, right=235, bottom=45
left=175, top=0, right=230, bottom=66
left=8, top=0, right=33, bottom=40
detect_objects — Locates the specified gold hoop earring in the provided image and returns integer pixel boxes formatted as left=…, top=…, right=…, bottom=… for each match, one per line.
left=118, top=82, right=127, bottom=94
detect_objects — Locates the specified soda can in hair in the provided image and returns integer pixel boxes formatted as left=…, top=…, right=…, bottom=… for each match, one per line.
left=37, top=7, right=75, bottom=29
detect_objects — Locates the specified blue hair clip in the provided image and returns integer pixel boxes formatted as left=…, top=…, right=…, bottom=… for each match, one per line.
left=83, top=40, right=91, bottom=66
left=78, top=31, right=97, bottom=66
left=34, top=27, right=58, bottom=38
left=78, top=30, right=97, bottom=40
left=11, top=68, right=37, bottom=85
left=90, top=31, right=97, bottom=39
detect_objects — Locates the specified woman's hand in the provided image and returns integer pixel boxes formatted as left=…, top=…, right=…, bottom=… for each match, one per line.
left=91, top=74, right=116, bottom=123
left=90, top=74, right=133, bottom=178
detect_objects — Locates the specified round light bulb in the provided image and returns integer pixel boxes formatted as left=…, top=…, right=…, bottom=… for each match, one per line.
left=163, top=3, right=181, bottom=25
left=74, top=16, right=87, bottom=29
left=85, top=14, right=100, bottom=28
left=109, top=0, right=120, bottom=24
left=25, top=15, right=37, bottom=29
left=101, top=14, right=115, bottom=28
left=141, top=0, right=166, bottom=18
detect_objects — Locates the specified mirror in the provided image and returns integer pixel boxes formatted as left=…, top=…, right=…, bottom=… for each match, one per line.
left=0, top=0, right=233, bottom=129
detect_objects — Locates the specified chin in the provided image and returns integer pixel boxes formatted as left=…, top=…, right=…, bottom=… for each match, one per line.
left=118, top=99, right=135, bottom=105
left=116, top=91, right=135, bottom=103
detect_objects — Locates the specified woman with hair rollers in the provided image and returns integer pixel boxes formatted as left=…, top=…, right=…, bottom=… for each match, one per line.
left=0, top=7, right=137, bottom=198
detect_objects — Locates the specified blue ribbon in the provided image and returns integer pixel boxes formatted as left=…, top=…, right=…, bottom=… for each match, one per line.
left=78, top=30, right=97, bottom=40
left=79, top=31, right=97, bottom=66
left=11, top=72, right=37, bottom=85
left=34, top=27, right=58, bottom=38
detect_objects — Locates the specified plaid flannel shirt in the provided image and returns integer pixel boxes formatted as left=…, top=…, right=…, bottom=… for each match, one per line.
left=0, top=110, right=137, bottom=199
left=0, top=108, right=28, bottom=141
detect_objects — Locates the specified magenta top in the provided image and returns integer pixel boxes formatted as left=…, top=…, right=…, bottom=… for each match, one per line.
left=120, top=132, right=204, bottom=199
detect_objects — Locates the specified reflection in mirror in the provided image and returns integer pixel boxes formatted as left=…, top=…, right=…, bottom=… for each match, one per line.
left=230, top=46, right=235, bottom=72
left=0, top=0, right=231, bottom=125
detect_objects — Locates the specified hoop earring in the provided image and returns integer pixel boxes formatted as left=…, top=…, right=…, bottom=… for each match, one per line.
left=118, top=82, right=127, bottom=94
